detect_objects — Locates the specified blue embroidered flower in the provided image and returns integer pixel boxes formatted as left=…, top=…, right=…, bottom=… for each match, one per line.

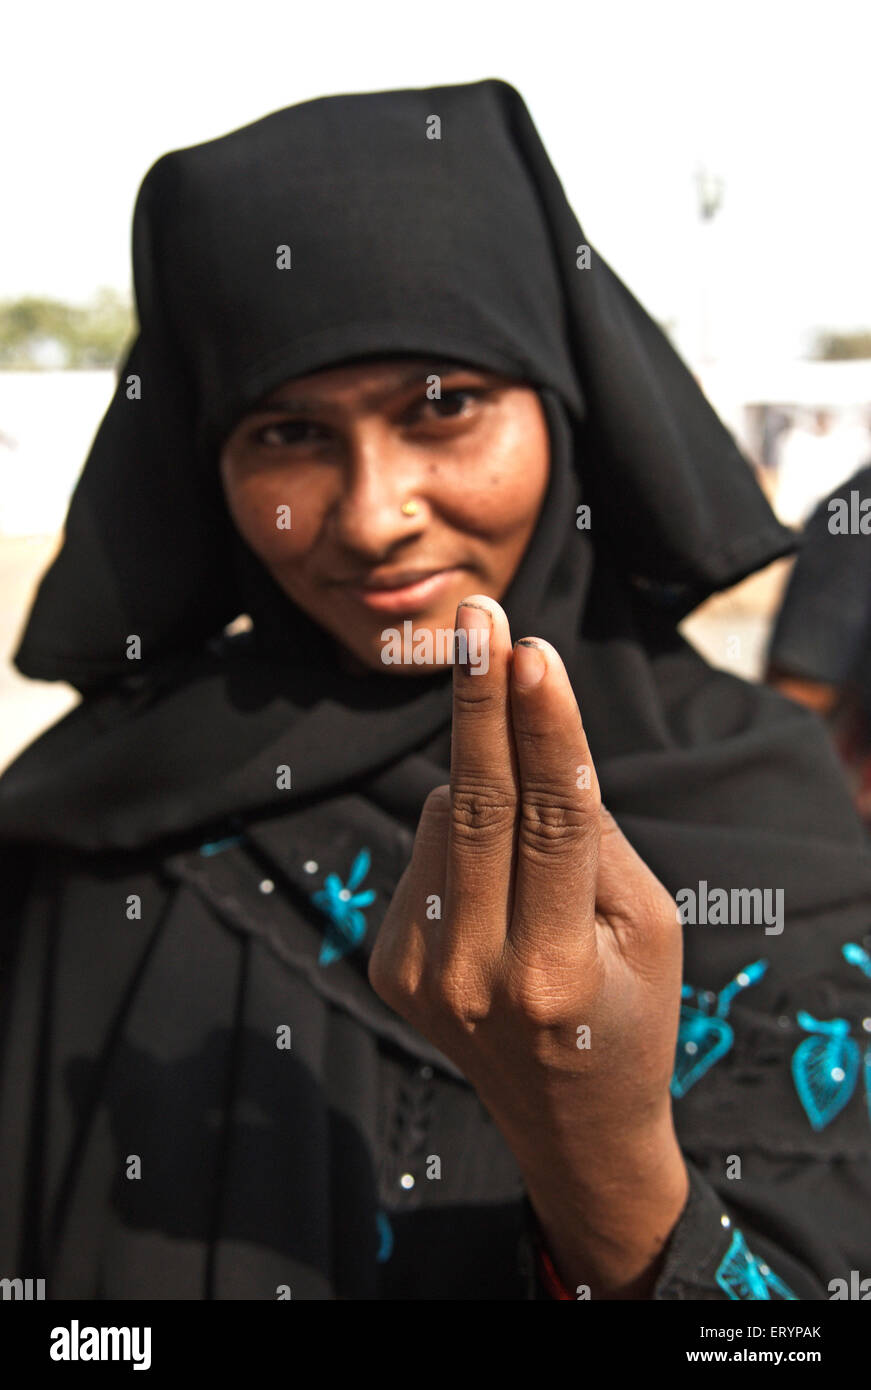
left=790, top=942, right=871, bottom=1130
left=310, top=848, right=376, bottom=966
left=671, top=960, right=768, bottom=1099
left=716, top=1228, right=797, bottom=1300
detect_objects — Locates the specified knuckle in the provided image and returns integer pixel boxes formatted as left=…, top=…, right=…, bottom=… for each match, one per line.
left=518, top=788, right=594, bottom=856
left=501, top=944, right=602, bottom=1030
left=368, top=943, right=415, bottom=1009
left=450, top=783, right=515, bottom=839
left=426, top=966, right=491, bottom=1028
left=452, top=678, right=498, bottom=713
left=501, top=972, right=564, bottom=1029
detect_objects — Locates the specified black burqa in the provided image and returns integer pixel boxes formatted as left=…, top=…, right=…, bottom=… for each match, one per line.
left=2, top=79, right=871, bottom=1299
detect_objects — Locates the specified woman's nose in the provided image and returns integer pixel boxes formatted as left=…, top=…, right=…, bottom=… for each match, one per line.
left=329, top=423, right=429, bottom=553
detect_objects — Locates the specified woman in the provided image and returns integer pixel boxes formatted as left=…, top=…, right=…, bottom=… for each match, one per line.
left=1, top=78, right=870, bottom=1301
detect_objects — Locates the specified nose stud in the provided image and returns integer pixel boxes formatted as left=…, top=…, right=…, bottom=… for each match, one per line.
left=400, top=499, right=420, bottom=517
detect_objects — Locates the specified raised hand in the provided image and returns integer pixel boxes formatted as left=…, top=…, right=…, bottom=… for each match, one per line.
left=368, top=595, right=689, bottom=1297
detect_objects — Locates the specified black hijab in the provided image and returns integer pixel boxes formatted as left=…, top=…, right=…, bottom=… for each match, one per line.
left=3, top=81, right=871, bottom=1300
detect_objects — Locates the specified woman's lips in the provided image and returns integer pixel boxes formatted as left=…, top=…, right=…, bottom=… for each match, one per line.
left=344, top=568, right=463, bottom=613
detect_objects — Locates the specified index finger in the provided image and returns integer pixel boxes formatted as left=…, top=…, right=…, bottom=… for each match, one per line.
left=442, top=595, right=518, bottom=957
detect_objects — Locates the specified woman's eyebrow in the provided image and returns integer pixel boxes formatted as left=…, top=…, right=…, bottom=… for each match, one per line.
left=254, top=360, right=490, bottom=415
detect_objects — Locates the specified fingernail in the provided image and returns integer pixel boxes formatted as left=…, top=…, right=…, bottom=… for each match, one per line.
left=513, top=638, right=546, bottom=687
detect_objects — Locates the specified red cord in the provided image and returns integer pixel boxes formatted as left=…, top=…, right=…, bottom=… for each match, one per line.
left=537, top=1241, right=574, bottom=1299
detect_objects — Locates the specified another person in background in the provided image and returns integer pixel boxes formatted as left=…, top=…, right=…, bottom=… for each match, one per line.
left=767, top=460, right=871, bottom=826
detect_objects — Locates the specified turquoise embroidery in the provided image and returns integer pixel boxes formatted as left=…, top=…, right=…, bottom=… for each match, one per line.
left=375, top=1210, right=394, bottom=1263
left=671, top=960, right=768, bottom=1099
left=843, top=940, right=871, bottom=979
left=199, top=834, right=244, bottom=856
left=791, top=1013, right=860, bottom=1130
left=789, top=942, right=871, bottom=1129
left=311, top=848, right=377, bottom=966
left=789, top=942, right=871, bottom=1130
left=716, top=1228, right=798, bottom=1300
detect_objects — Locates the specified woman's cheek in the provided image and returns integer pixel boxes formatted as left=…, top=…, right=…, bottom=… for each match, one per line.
left=230, top=475, right=316, bottom=564
left=447, top=412, right=548, bottom=531
left=448, top=460, right=542, bottom=536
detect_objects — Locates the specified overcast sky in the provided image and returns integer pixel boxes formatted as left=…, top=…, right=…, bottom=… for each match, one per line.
left=4, top=0, right=870, bottom=363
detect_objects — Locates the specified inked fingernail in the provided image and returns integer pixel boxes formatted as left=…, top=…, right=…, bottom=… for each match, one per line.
left=513, top=638, right=546, bottom=687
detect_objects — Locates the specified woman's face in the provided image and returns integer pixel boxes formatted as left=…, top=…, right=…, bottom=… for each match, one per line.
left=219, top=356, right=551, bottom=675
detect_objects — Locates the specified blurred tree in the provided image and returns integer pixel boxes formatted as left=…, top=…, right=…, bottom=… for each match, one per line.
left=812, top=330, right=871, bottom=360
left=0, top=289, right=135, bottom=368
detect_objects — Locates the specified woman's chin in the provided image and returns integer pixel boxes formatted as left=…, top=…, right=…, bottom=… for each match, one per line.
left=333, top=628, right=458, bottom=678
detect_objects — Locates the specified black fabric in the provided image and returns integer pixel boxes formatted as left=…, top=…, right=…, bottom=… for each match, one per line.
left=1, top=79, right=870, bottom=1300
left=768, top=460, right=871, bottom=706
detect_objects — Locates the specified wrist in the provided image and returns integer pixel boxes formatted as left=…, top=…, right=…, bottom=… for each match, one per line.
left=504, top=1095, right=681, bottom=1202
left=521, top=1122, right=689, bottom=1299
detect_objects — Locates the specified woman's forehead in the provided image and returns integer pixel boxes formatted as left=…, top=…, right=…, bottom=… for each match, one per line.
left=256, top=356, right=510, bottom=410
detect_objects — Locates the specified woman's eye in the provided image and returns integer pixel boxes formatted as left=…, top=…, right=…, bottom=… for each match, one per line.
left=255, top=420, right=326, bottom=447
left=249, top=388, right=488, bottom=448
left=431, top=389, right=474, bottom=416
left=415, top=388, right=485, bottom=422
